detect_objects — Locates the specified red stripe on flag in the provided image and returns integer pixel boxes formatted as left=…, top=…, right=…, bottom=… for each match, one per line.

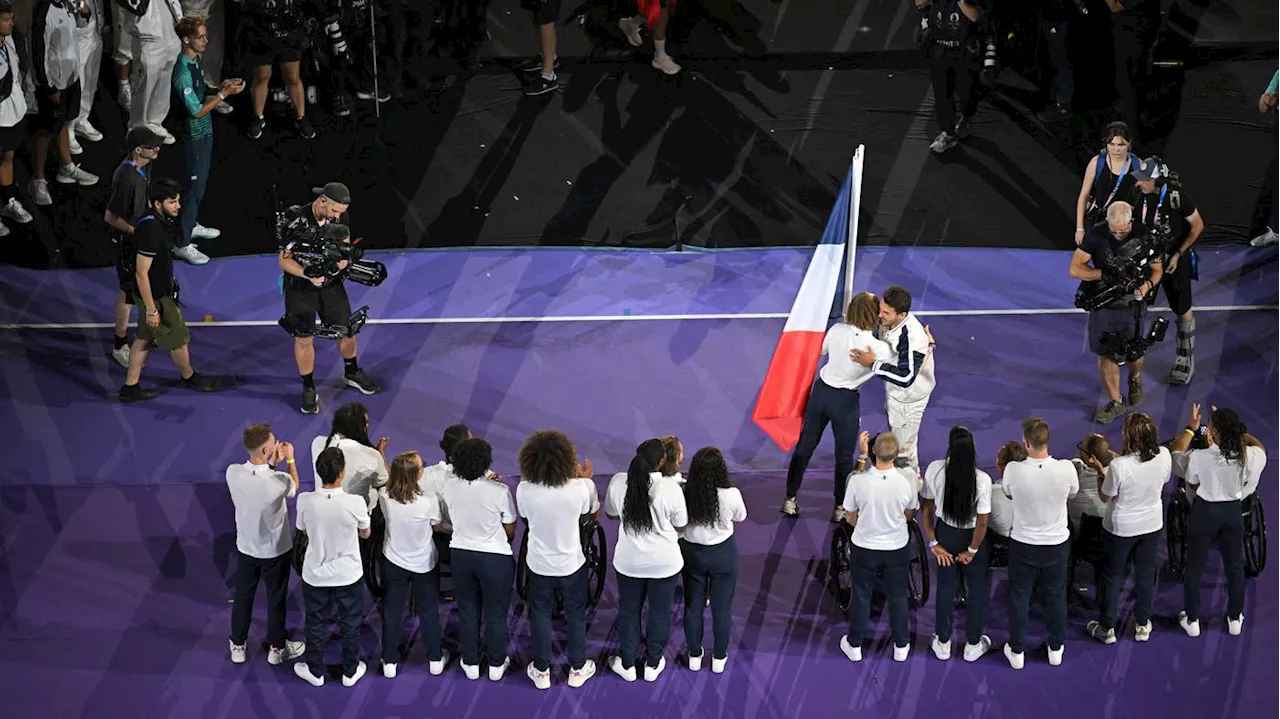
left=750, top=330, right=826, bottom=452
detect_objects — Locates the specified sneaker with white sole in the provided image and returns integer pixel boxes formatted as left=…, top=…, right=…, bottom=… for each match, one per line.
left=1003, top=643, right=1024, bottom=670
left=1250, top=227, right=1277, bottom=247
left=0, top=197, right=32, bottom=224
left=931, top=636, right=951, bottom=660
left=342, top=660, right=367, bottom=687
left=428, top=649, right=450, bottom=676
left=1177, top=611, right=1200, bottom=637
left=930, top=130, right=958, bottom=154
left=149, top=124, right=176, bottom=145
left=488, top=659, right=509, bottom=681
left=608, top=655, right=636, bottom=682
left=567, top=659, right=596, bottom=688
left=294, top=662, right=324, bottom=686
left=460, top=659, right=481, bottom=680
left=75, top=120, right=103, bottom=141
left=711, top=656, right=727, bottom=674
left=618, top=17, right=643, bottom=47
left=214, top=99, right=234, bottom=115
left=688, top=651, right=702, bottom=672
left=0, top=219, right=9, bottom=237
left=267, top=640, right=305, bottom=665
left=1134, top=622, right=1152, bottom=642
left=69, top=133, right=83, bottom=155
left=780, top=497, right=799, bottom=517
left=963, top=635, right=992, bottom=662
left=229, top=640, right=247, bottom=664
left=56, top=163, right=98, bottom=186
left=1227, top=614, right=1244, bottom=636
left=1087, top=621, right=1116, bottom=645
left=1047, top=645, right=1063, bottom=666
left=839, top=636, right=862, bottom=662
left=526, top=662, right=551, bottom=690
left=382, top=661, right=397, bottom=678
left=111, top=344, right=131, bottom=368
left=893, top=643, right=910, bottom=662
left=652, top=55, right=682, bottom=75
left=643, top=656, right=666, bottom=682
left=192, top=224, right=221, bottom=240
left=118, top=85, right=132, bottom=112
left=173, top=244, right=210, bottom=265
left=831, top=504, right=846, bottom=523
left=30, top=179, right=51, bottom=206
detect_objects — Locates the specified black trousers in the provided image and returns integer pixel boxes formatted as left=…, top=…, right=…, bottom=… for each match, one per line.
left=1098, top=529, right=1158, bottom=630
left=680, top=536, right=739, bottom=660
left=452, top=548, right=514, bottom=667
left=380, top=558, right=442, bottom=663
left=302, top=579, right=364, bottom=677
left=1111, top=12, right=1156, bottom=128
left=229, top=550, right=292, bottom=649
left=529, top=564, right=589, bottom=672
left=785, top=379, right=860, bottom=504
left=1184, top=499, right=1245, bottom=622
left=1006, top=539, right=1068, bottom=654
left=383, top=0, right=440, bottom=86
left=616, top=572, right=679, bottom=670
left=929, top=44, right=980, bottom=133
left=934, top=522, right=989, bottom=644
left=1040, top=19, right=1072, bottom=108
left=847, top=543, right=910, bottom=648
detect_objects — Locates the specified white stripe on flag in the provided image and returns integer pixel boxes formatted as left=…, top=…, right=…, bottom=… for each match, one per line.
left=782, top=242, right=846, bottom=333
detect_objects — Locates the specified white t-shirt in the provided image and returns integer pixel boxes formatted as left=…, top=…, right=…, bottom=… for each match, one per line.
left=517, top=478, right=600, bottom=577
left=920, top=459, right=992, bottom=530
left=1002, top=456, right=1079, bottom=545
left=842, top=465, right=920, bottom=551
left=420, top=461, right=453, bottom=532
left=441, top=473, right=516, bottom=556
left=682, top=487, right=748, bottom=546
left=378, top=486, right=442, bottom=574
left=296, top=487, right=370, bottom=587
left=310, top=435, right=388, bottom=510
left=988, top=483, right=1014, bottom=537
left=1067, top=459, right=1110, bottom=530
left=1176, top=445, right=1266, bottom=503
left=225, top=460, right=296, bottom=559
left=819, top=324, right=893, bottom=390
left=606, top=472, right=689, bottom=578
left=1101, top=448, right=1171, bottom=537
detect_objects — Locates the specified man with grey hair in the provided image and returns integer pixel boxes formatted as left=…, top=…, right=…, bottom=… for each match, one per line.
left=1069, top=200, right=1163, bottom=424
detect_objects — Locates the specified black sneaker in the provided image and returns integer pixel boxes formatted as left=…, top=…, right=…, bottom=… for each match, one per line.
left=953, top=116, right=972, bottom=141
left=344, top=370, right=380, bottom=395
left=248, top=116, right=266, bottom=139
left=355, top=88, right=391, bottom=103
left=183, top=373, right=219, bottom=392
left=301, top=386, right=319, bottom=415
left=334, top=93, right=353, bottom=117
left=119, top=384, right=160, bottom=402
left=524, top=75, right=560, bottom=97
left=519, top=55, right=561, bottom=73
left=297, top=116, right=317, bottom=139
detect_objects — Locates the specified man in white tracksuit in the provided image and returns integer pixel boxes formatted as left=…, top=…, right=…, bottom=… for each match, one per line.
left=70, top=0, right=105, bottom=152
left=852, top=285, right=936, bottom=474
left=119, top=0, right=181, bottom=143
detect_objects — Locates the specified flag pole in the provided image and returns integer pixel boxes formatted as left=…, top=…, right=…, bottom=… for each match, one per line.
left=843, top=145, right=864, bottom=311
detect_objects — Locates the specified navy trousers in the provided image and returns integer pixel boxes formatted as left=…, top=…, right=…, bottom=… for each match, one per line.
left=785, top=379, right=861, bottom=504
left=1184, top=499, right=1245, bottom=622
left=681, top=536, right=739, bottom=660
left=616, top=572, right=679, bottom=670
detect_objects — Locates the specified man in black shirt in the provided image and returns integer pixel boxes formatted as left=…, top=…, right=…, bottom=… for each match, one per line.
left=103, top=126, right=164, bottom=370
left=917, top=0, right=982, bottom=154
left=119, top=177, right=219, bottom=401
left=278, top=181, right=379, bottom=415
left=1129, top=157, right=1203, bottom=385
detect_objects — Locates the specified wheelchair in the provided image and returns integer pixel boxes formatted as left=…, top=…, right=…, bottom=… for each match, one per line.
left=514, top=518, right=610, bottom=611
left=828, top=519, right=930, bottom=615
left=1164, top=485, right=1267, bottom=579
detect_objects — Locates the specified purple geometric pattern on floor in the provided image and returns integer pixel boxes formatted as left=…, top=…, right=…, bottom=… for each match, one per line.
left=0, top=246, right=1275, bottom=718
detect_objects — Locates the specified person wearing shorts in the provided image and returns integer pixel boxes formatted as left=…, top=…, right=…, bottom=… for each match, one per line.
left=519, top=0, right=560, bottom=96
left=30, top=0, right=98, bottom=206
left=120, top=176, right=218, bottom=401
left=0, top=1, right=34, bottom=238
left=241, top=0, right=313, bottom=139
left=104, top=126, right=164, bottom=368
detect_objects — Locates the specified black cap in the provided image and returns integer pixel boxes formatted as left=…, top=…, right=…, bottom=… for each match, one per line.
left=126, top=126, right=165, bottom=149
left=320, top=223, right=351, bottom=241
left=312, top=182, right=351, bottom=205
left=1129, top=156, right=1167, bottom=182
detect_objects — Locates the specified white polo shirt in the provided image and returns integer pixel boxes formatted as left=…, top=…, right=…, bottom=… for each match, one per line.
left=1068, top=459, right=1110, bottom=530
left=920, top=459, right=992, bottom=530
left=419, top=460, right=453, bottom=531
left=987, top=483, right=1014, bottom=537
left=842, top=465, right=920, bottom=551
left=441, top=473, right=516, bottom=556
left=311, top=435, right=388, bottom=510
left=1002, top=456, right=1079, bottom=545
left=517, top=477, right=600, bottom=577
left=1176, top=445, right=1266, bottom=503
left=1101, top=448, right=1171, bottom=537
left=819, top=324, right=893, bottom=390
left=225, top=460, right=296, bottom=559
left=378, top=486, right=442, bottom=574
left=681, top=487, right=747, bottom=546
left=296, top=487, right=370, bottom=587
left=606, top=472, right=688, bottom=578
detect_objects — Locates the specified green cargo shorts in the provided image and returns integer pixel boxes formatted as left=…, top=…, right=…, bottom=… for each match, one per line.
left=135, top=296, right=190, bottom=351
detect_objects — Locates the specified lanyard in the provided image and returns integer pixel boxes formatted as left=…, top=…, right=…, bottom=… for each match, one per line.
left=1141, top=185, right=1168, bottom=226
left=1101, top=155, right=1132, bottom=208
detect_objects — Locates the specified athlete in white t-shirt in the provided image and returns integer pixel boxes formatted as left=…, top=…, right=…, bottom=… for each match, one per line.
left=679, top=446, right=745, bottom=674
left=310, top=402, right=389, bottom=511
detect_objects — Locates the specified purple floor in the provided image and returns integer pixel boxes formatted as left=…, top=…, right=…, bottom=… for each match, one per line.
left=0, top=246, right=1276, bottom=718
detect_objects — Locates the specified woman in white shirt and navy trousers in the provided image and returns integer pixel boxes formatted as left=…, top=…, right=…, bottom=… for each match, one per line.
left=1087, top=413, right=1170, bottom=644
left=440, top=438, right=518, bottom=681
left=680, top=447, right=747, bottom=673
left=606, top=439, right=688, bottom=682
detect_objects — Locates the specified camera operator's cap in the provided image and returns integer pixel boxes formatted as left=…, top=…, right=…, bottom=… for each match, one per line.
left=312, top=182, right=352, bottom=205
left=126, top=126, right=165, bottom=149
left=1129, top=156, right=1166, bottom=182
left=320, top=223, right=351, bottom=241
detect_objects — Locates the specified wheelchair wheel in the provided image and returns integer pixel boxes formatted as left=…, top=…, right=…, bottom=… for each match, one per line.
left=1243, top=495, right=1267, bottom=578
left=907, top=520, right=930, bottom=609
left=515, top=526, right=531, bottom=602
left=362, top=507, right=387, bottom=600
left=581, top=519, right=608, bottom=607
left=1165, top=494, right=1189, bottom=579
left=828, top=526, right=853, bottom=615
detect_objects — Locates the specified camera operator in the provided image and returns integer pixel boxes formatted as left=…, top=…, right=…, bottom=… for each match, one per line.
left=278, top=182, right=380, bottom=414
left=1069, top=201, right=1163, bottom=425
left=915, top=0, right=981, bottom=154
left=1128, top=157, right=1203, bottom=385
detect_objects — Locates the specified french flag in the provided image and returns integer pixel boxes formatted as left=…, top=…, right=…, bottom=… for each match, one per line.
left=752, top=148, right=863, bottom=451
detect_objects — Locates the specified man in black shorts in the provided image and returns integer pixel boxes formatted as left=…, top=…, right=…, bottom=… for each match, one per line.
left=120, top=176, right=219, bottom=401
left=1129, top=157, right=1204, bottom=385
left=29, top=0, right=98, bottom=207
left=519, top=0, right=560, bottom=96
left=103, top=126, right=165, bottom=369
left=278, top=181, right=379, bottom=414
left=242, top=0, right=315, bottom=139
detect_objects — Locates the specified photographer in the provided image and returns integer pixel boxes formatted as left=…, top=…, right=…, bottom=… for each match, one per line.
left=1129, top=157, right=1204, bottom=385
left=278, top=182, right=379, bottom=415
left=1069, top=201, right=1163, bottom=425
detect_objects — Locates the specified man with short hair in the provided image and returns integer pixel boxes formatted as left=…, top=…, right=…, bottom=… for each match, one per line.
left=295, top=446, right=371, bottom=687
left=30, top=0, right=99, bottom=206
left=104, top=125, right=164, bottom=368
left=225, top=422, right=306, bottom=666
left=1001, top=417, right=1078, bottom=670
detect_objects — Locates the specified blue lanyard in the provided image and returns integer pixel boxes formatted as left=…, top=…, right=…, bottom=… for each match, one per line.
left=1101, top=155, right=1132, bottom=208
left=1141, top=185, right=1168, bottom=226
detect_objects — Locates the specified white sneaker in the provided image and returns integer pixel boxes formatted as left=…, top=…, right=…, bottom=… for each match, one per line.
left=229, top=640, right=247, bottom=664
left=526, top=662, right=551, bottom=690
left=1227, top=615, right=1244, bottom=636
left=173, top=244, right=210, bottom=265
left=111, top=344, right=131, bottom=368
left=0, top=219, right=9, bottom=237
left=711, top=655, right=727, bottom=674
left=1003, top=643, right=1024, bottom=670
left=192, top=223, right=221, bottom=240
left=74, top=119, right=103, bottom=141
left=30, top=179, right=51, bottom=206
left=148, top=124, right=176, bottom=145
left=55, top=163, right=98, bottom=186
left=652, top=55, right=682, bottom=75
left=382, top=662, right=397, bottom=678
left=0, top=197, right=32, bottom=223
left=488, top=658, right=509, bottom=681
left=117, top=85, right=132, bottom=112
left=69, top=133, right=82, bottom=155
left=428, top=649, right=450, bottom=676
left=608, top=655, right=637, bottom=682
left=1250, top=228, right=1277, bottom=247
left=1047, top=645, right=1063, bottom=666
left=618, top=17, right=643, bottom=47
left=688, top=651, right=702, bottom=672
left=963, top=636, right=992, bottom=662
left=460, top=660, right=481, bottom=680
left=643, top=656, right=666, bottom=682
left=1177, top=611, right=1200, bottom=637
left=567, top=659, right=596, bottom=688
left=893, top=643, right=910, bottom=662
left=267, top=640, right=305, bottom=665
left=1134, top=622, right=1152, bottom=642
left=214, top=99, right=234, bottom=115
left=294, top=662, right=324, bottom=686
left=342, top=660, right=367, bottom=687
left=931, top=636, right=951, bottom=660
left=930, top=131, right=958, bottom=154
left=780, top=497, right=799, bottom=517
left=839, top=636, right=862, bottom=663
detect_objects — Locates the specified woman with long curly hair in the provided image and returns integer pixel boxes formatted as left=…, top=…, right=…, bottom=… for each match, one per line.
left=604, top=438, right=687, bottom=682
left=679, top=447, right=745, bottom=674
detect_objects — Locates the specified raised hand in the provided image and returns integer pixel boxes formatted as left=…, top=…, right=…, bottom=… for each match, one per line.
left=857, top=430, right=870, bottom=458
